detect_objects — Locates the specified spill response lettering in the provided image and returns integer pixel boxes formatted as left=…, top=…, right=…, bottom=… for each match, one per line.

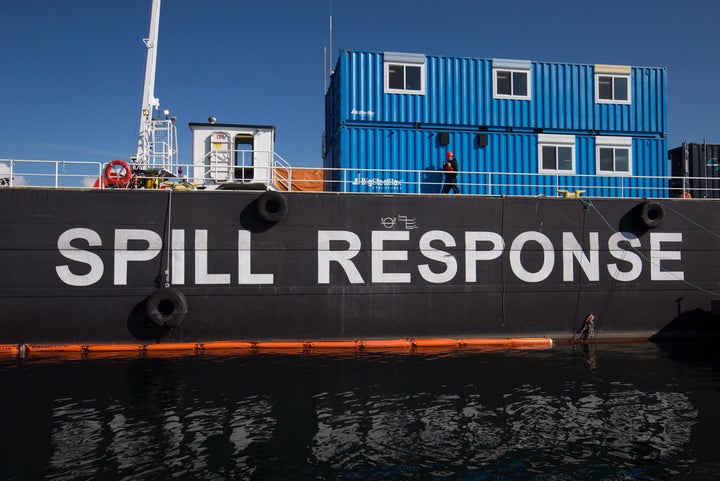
left=55, top=228, right=684, bottom=287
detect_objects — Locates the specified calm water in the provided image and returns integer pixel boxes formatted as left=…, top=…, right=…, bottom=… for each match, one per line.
left=1, top=342, right=719, bottom=481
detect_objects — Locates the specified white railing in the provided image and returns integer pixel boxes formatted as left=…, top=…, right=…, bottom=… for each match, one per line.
left=0, top=159, right=105, bottom=188
left=194, top=149, right=278, bottom=185
left=271, top=152, right=294, bottom=191
left=1, top=157, right=718, bottom=199
left=322, top=166, right=718, bottom=199
left=136, top=118, right=179, bottom=173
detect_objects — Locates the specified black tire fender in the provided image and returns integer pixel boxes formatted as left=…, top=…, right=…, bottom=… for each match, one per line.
left=146, top=287, right=188, bottom=328
left=256, top=191, right=289, bottom=222
left=637, top=201, right=665, bottom=229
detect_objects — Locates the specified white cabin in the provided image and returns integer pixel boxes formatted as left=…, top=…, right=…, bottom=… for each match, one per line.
left=189, top=121, right=276, bottom=185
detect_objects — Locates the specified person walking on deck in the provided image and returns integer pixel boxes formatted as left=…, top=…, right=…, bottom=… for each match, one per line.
left=442, top=151, right=460, bottom=194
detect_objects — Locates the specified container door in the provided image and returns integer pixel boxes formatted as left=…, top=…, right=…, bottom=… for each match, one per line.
left=209, top=131, right=232, bottom=181
left=234, top=134, right=254, bottom=181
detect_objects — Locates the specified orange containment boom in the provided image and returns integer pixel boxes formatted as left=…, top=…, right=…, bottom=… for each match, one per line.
left=0, top=337, right=554, bottom=358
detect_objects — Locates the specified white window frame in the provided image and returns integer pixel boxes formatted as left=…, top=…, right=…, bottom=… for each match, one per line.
left=538, top=134, right=576, bottom=174
left=595, top=73, right=631, bottom=105
left=493, top=68, right=531, bottom=100
left=596, top=136, right=632, bottom=176
left=384, top=52, right=426, bottom=95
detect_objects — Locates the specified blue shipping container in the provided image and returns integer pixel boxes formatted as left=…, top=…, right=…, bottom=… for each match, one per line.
left=326, top=50, right=667, bottom=135
left=324, top=126, right=667, bottom=198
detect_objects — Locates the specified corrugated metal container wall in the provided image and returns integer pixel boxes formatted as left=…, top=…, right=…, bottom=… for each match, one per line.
left=532, top=62, right=594, bottom=132
left=327, top=126, right=667, bottom=197
left=328, top=50, right=666, bottom=135
left=593, top=66, right=667, bottom=134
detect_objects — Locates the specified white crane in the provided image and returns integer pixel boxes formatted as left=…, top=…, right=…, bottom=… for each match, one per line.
left=135, top=0, right=178, bottom=174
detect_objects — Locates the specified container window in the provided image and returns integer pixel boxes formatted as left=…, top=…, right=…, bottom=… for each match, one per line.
left=493, top=68, right=531, bottom=100
left=385, top=63, right=425, bottom=95
left=595, top=74, right=631, bottom=104
left=596, top=137, right=632, bottom=176
left=598, top=147, right=631, bottom=174
left=538, top=135, right=575, bottom=174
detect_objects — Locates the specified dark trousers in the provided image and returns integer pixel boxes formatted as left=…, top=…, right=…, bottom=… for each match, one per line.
left=442, top=176, right=460, bottom=194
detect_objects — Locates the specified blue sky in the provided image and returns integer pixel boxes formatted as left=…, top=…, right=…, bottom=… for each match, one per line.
left=0, top=0, right=718, bottom=167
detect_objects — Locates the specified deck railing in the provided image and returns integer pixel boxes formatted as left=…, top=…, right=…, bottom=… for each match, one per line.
left=1, top=157, right=718, bottom=199
left=0, top=159, right=105, bottom=189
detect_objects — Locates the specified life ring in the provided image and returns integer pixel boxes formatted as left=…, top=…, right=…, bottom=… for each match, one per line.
left=256, top=191, right=289, bottom=222
left=637, top=201, right=665, bottom=229
left=145, top=287, right=188, bottom=328
left=104, top=159, right=132, bottom=187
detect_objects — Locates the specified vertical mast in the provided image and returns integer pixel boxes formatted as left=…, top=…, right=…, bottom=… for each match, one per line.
left=136, top=0, right=162, bottom=166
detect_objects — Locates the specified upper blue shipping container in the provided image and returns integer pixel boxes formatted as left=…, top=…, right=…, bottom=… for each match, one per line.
left=325, top=50, right=667, bottom=135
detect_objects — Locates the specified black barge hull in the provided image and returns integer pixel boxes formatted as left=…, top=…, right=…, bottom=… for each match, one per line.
left=1, top=188, right=719, bottom=344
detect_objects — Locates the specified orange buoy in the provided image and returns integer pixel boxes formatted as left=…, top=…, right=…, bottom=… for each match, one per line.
left=358, top=339, right=414, bottom=349
left=201, top=341, right=256, bottom=350
left=411, top=338, right=460, bottom=348
left=84, top=344, right=143, bottom=352
left=25, top=344, right=86, bottom=353
left=0, top=344, right=20, bottom=354
left=459, top=337, right=553, bottom=347
left=306, top=340, right=360, bottom=349
left=104, top=159, right=132, bottom=187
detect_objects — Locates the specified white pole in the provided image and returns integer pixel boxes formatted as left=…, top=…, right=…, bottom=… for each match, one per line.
left=329, top=14, right=333, bottom=75
left=136, top=0, right=162, bottom=165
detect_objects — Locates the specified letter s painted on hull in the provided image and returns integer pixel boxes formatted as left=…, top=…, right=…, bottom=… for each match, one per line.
left=56, top=228, right=104, bottom=286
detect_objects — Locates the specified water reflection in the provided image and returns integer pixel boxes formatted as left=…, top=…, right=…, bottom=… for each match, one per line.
left=1, top=343, right=718, bottom=480
left=311, top=379, right=696, bottom=478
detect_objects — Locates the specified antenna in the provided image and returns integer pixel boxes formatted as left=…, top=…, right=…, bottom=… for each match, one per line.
left=329, top=14, right=333, bottom=76
left=324, top=45, right=327, bottom=94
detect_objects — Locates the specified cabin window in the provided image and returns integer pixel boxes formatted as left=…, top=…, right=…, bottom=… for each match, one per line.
left=538, top=134, right=575, bottom=173
left=595, top=74, right=630, bottom=104
left=493, top=68, right=530, bottom=100
left=596, top=136, right=632, bottom=176
left=384, top=52, right=426, bottom=95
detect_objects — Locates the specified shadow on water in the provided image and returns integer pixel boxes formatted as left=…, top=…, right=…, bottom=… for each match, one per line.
left=1, top=344, right=720, bottom=480
left=651, top=303, right=720, bottom=341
